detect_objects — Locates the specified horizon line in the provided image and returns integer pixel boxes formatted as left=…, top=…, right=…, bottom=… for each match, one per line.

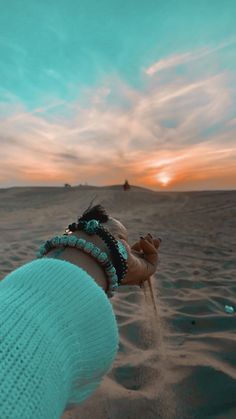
left=0, top=184, right=235, bottom=193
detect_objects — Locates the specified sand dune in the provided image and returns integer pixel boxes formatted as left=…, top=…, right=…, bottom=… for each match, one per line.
left=0, top=186, right=235, bottom=418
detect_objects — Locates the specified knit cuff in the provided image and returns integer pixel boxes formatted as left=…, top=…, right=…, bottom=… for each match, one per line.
left=0, top=258, right=119, bottom=419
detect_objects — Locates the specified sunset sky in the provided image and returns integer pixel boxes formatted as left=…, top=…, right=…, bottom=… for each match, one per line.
left=0, top=0, right=236, bottom=190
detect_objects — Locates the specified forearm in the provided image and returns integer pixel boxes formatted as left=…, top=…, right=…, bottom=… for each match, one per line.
left=0, top=258, right=119, bottom=418
left=45, top=231, right=108, bottom=294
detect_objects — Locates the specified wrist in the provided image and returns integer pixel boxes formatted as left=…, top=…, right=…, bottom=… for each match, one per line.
left=45, top=246, right=108, bottom=294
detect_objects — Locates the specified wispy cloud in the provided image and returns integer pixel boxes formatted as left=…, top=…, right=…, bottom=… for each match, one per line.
left=145, top=40, right=236, bottom=76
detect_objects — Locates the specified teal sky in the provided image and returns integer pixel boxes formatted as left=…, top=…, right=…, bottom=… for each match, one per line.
left=0, top=0, right=236, bottom=189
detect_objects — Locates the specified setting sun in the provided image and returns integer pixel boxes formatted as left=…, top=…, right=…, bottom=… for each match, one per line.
left=156, top=172, right=171, bottom=186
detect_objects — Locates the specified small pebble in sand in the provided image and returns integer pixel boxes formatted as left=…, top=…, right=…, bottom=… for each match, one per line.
left=224, top=305, right=234, bottom=314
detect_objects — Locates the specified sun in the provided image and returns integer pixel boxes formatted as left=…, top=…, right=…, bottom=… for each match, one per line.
left=156, top=172, right=171, bottom=186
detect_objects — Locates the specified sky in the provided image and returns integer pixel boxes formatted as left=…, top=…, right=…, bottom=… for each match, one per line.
left=0, top=0, right=236, bottom=191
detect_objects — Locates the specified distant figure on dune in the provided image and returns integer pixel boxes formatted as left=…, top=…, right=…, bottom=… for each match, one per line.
left=64, top=183, right=72, bottom=189
left=123, top=179, right=131, bottom=191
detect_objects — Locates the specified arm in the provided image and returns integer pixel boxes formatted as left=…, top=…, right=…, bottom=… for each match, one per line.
left=0, top=258, right=118, bottom=419
left=45, top=229, right=108, bottom=293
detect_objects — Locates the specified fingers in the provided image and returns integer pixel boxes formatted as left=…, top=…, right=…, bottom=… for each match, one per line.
left=138, top=238, right=159, bottom=278
left=139, top=237, right=157, bottom=257
left=131, top=241, right=141, bottom=251
left=146, top=234, right=161, bottom=249
left=129, top=235, right=158, bottom=259
left=131, top=235, right=161, bottom=251
left=121, top=234, right=161, bottom=286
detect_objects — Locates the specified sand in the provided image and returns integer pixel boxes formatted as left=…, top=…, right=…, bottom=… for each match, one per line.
left=0, top=185, right=235, bottom=419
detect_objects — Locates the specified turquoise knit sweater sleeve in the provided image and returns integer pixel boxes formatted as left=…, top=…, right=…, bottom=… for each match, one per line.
left=0, top=258, right=119, bottom=419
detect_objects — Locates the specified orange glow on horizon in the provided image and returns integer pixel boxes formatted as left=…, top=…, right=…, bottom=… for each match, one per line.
left=1, top=143, right=236, bottom=190
left=133, top=146, right=236, bottom=190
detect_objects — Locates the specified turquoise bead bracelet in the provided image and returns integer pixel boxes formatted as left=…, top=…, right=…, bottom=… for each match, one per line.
left=36, top=235, right=119, bottom=298
left=66, top=219, right=128, bottom=285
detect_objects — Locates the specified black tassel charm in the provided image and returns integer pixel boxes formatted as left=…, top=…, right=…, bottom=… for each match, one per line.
left=78, top=204, right=109, bottom=223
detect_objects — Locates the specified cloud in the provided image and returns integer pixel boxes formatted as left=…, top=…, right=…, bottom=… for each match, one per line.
left=0, top=44, right=236, bottom=189
left=145, top=52, right=193, bottom=76
left=145, top=39, right=236, bottom=76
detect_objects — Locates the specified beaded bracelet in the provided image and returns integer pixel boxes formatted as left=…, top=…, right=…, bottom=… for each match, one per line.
left=66, top=219, right=128, bottom=285
left=36, top=235, right=119, bottom=298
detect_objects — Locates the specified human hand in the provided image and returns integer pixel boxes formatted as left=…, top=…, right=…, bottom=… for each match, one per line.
left=119, top=234, right=161, bottom=286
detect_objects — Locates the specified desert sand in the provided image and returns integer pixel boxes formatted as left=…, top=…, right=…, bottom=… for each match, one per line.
left=0, top=185, right=235, bottom=419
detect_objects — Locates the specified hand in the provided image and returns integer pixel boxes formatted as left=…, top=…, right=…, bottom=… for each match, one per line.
left=119, top=234, right=161, bottom=286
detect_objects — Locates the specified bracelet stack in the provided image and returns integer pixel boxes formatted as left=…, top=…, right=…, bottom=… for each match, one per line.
left=66, top=219, right=128, bottom=285
left=36, top=235, right=119, bottom=298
